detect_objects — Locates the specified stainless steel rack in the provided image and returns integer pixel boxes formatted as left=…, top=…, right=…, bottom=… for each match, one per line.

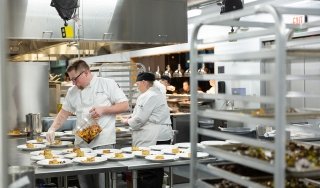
left=190, top=3, right=320, bottom=188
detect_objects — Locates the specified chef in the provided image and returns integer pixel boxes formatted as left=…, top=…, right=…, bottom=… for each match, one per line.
left=123, top=72, right=172, bottom=188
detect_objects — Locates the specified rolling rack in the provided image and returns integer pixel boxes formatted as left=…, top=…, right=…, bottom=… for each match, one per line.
left=189, top=3, right=320, bottom=188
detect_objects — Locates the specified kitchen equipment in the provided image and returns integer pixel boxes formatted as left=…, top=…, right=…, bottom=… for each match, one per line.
left=155, top=66, right=161, bottom=79
left=8, top=166, right=35, bottom=188
left=32, top=113, right=42, bottom=135
left=173, top=64, right=184, bottom=77
left=25, top=113, right=33, bottom=134
left=163, top=65, right=172, bottom=78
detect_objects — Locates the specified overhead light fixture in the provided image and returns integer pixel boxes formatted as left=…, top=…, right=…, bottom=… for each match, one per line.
left=187, top=9, right=202, bottom=18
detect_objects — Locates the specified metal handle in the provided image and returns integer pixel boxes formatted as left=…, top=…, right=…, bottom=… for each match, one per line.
left=158, top=34, right=168, bottom=38
left=42, top=31, right=53, bottom=39
left=102, top=33, right=113, bottom=40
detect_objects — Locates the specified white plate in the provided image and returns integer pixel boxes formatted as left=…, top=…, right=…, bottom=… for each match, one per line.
left=37, top=159, right=73, bottom=168
left=92, top=149, right=122, bottom=155
left=17, top=144, right=46, bottom=151
left=26, top=139, right=49, bottom=144
left=63, top=131, right=74, bottom=136
left=116, top=127, right=130, bottom=133
left=30, top=150, right=63, bottom=156
left=73, top=156, right=107, bottom=165
left=174, top=142, right=202, bottom=149
left=103, top=153, right=134, bottom=161
left=176, top=152, right=209, bottom=159
left=46, top=141, right=73, bottom=148
left=40, top=132, right=65, bottom=137
left=132, top=150, right=163, bottom=158
left=149, top=145, right=178, bottom=151
left=64, top=152, right=97, bottom=159
left=121, top=147, right=150, bottom=153
left=161, top=148, right=190, bottom=155
left=200, top=141, right=229, bottom=146
left=145, top=155, right=179, bottom=162
left=30, top=155, right=64, bottom=161
left=62, top=147, right=92, bottom=154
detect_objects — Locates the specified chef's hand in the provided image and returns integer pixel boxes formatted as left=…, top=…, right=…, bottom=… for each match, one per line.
left=46, top=127, right=55, bottom=144
left=167, top=85, right=175, bottom=92
left=89, top=107, right=104, bottom=119
left=121, top=117, right=129, bottom=124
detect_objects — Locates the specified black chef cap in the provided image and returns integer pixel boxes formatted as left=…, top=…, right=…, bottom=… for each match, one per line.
left=161, top=75, right=171, bottom=84
left=136, top=72, right=155, bottom=82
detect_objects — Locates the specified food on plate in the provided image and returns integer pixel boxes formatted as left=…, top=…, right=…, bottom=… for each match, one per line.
left=155, top=155, right=164, bottom=160
left=188, top=153, right=191, bottom=158
left=286, top=142, right=320, bottom=168
left=103, top=149, right=111, bottom=154
left=131, top=146, right=141, bottom=151
left=72, top=147, right=81, bottom=153
left=142, top=150, right=150, bottom=156
left=53, top=140, right=62, bottom=145
left=8, top=129, right=21, bottom=135
left=115, top=153, right=124, bottom=158
left=36, top=137, right=44, bottom=142
left=76, top=124, right=102, bottom=143
left=44, top=153, right=54, bottom=159
left=76, top=150, right=84, bottom=157
left=251, top=108, right=266, bottom=116
left=82, top=157, right=95, bottom=163
left=26, top=143, right=34, bottom=149
left=172, top=148, right=180, bottom=154
left=49, top=159, right=65, bottom=165
left=43, top=149, right=52, bottom=156
left=116, top=128, right=121, bottom=132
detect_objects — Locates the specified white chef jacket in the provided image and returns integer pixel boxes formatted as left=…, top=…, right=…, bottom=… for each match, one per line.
left=128, top=86, right=172, bottom=147
left=153, top=80, right=166, bottom=95
left=63, top=76, right=128, bottom=148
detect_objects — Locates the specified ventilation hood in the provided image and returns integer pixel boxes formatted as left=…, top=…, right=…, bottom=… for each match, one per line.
left=8, top=0, right=187, bottom=61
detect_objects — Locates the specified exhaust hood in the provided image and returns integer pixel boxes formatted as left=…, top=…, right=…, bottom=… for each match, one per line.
left=8, top=0, right=187, bottom=61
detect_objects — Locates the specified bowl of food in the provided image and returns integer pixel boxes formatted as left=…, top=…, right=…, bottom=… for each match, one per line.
left=74, top=118, right=102, bottom=144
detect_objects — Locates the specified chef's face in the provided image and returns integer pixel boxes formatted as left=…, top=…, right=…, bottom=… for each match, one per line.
left=136, top=80, right=147, bottom=93
left=69, top=69, right=87, bottom=90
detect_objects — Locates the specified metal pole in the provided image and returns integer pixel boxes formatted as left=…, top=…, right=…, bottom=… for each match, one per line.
left=0, top=0, right=8, bottom=187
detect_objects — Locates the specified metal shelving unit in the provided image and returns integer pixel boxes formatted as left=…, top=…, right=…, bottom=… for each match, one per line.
left=190, top=3, right=320, bottom=188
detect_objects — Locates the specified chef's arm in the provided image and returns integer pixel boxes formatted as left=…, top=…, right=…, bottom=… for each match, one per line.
left=49, top=109, right=72, bottom=131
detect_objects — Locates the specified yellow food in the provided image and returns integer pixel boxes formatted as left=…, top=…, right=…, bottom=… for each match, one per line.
left=103, top=149, right=111, bottom=154
left=44, top=153, right=53, bottom=159
left=251, top=108, right=266, bottom=116
left=172, top=148, right=180, bottom=154
left=76, top=150, right=84, bottom=157
left=53, top=140, right=62, bottom=145
left=26, top=143, right=34, bottom=148
left=49, top=159, right=61, bottom=164
left=36, top=137, right=43, bottom=142
left=116, top=128, right=121, bottom=132
left=142, top=150, right=150, bottom=156
left=115, top=153, right=124, bottom=158
left=155, top=155, right=164, bottom=160
left=8, top=129, right=21, bottom=135
left=131, top=146, right=140, bottom=151
left=76, top=124, right=102, bottom=143
left=82, top=157, right=95, bottom=163
left=43, top=149, right=52, bottom=156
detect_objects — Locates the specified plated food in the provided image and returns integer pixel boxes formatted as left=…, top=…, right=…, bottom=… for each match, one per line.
left=8, top=129, right=27, bottom=136
left=92, top=149, right=121, bottom=155
left=30, top=149, right=63, bottom=156
left=121, top=146, right=150, bottom=153
left=27, top=137, right=48, bottom=144
left=132, top=150, right=163, bottom=158
left=31, top=154, right=64, bottom=161
left=17, top=143, right=46, bottom=151
left=103, top=153, right=134, bottom=161
left=161, top=148, right=190, bottom=155
left=73, top=156, right=107, bottom=165
left=37, top=158, right=73, bottom=168
left=145, top=154, right=179, bottom=162
left=62, top=147, right=92, bottom=154
left=149, top=145, right=178, bottom=151
left=47, top=141, right=73, bottom=148
left=116, top=127, right=130, bottom=133
left=64, top=152, right=97, bottom=159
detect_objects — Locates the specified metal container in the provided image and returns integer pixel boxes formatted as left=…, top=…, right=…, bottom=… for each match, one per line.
left=8, top=166, right=35, bottom=188
left=31, top=113, right=42, bottom=135
left=25, top=113, right=33, bottom=134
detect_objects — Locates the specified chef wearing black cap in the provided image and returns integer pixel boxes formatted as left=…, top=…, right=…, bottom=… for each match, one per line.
left=122, top=72, right=171, bottom=188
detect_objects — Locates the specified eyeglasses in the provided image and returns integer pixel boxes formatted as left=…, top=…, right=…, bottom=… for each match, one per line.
left=71, top=71, right=85, bottom=83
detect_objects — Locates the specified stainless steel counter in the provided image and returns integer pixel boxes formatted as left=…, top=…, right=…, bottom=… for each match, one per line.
left=9, top=137, right=217, bottom=188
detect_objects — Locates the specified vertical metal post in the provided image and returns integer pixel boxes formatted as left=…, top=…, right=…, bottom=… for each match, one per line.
left=0, top=0, right=8, bottom=188
left=132, top=170, right=138, bottom=188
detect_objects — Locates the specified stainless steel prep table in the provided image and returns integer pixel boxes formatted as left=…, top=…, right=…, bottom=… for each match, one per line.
left=9, top=138, right=217, bottom=188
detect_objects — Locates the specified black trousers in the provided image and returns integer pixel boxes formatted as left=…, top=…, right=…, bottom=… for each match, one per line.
left=137, top=140, right=171, bottom=188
